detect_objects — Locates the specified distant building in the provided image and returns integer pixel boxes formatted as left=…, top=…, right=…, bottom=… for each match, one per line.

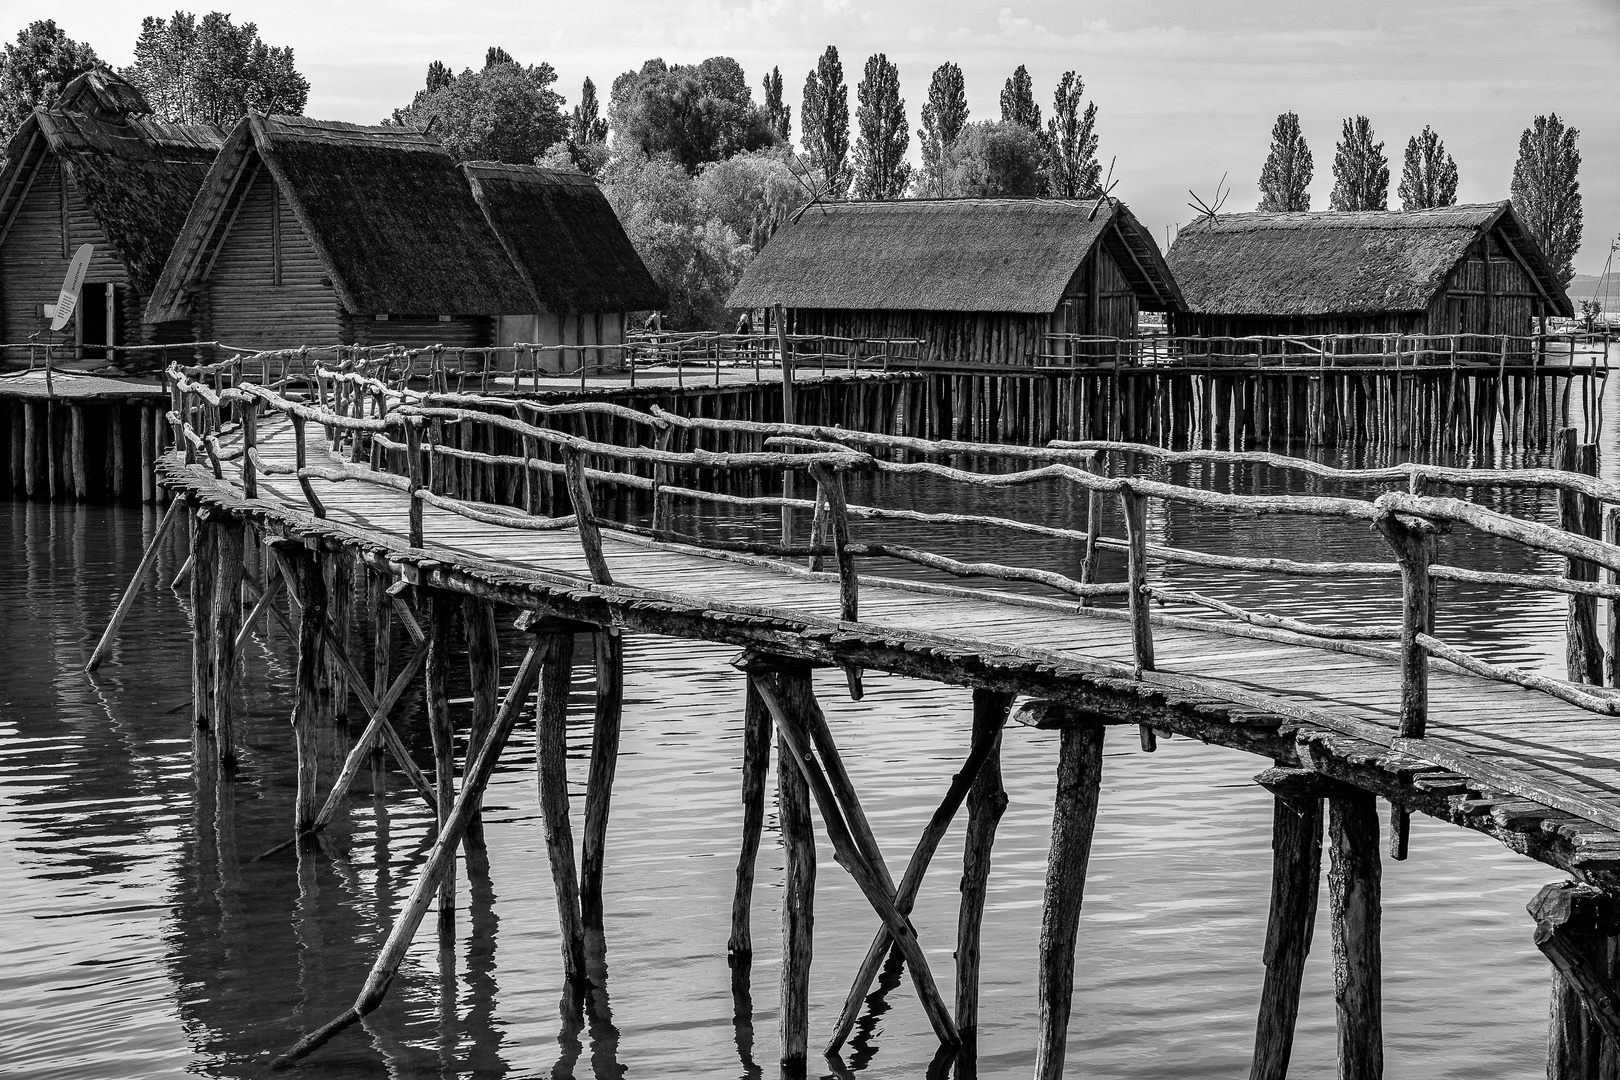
left=1167, top=202, right=1574, bottom=352
left=145, top=115, right=535, bottom=354
left=463, top=162, right=664, bottom=373
left=728, top=197, right=1183, bottom=365
left=0, top=69, right=222, bottom=366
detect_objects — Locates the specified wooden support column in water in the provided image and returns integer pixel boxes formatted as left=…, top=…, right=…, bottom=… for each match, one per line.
left=776, top=679, right=816, bottom=1073
left=729, top=677, right=772, bottom=959
left=1555, top=429, right=1604, bottom=685
left=1329, top=788, right=1383, bottom=1079
left=1529, top=881, right=1620, bottom=1077
left=209, top=516, right=246, bottom=772
left=1034, top=719, right=1105, bottom=1080
left=956, top=688, right=1013, bottom=1046
left=1250, top=767, right=1328, bottom=1080
left=189, top=506, right=218, bottom=756
left=425, top=593, right=458, bottom=937
left=535, top=623, right=588, bottom=982
left=462, top=597, right=500, bottom=877
left=581, top=628, right=624, bottom=930
left=287, top=546, right=328, bottom=833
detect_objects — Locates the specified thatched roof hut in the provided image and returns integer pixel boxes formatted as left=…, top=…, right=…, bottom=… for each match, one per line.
left=0, top=68, right=222, bottom=365
left=1167, top=202, right=1573, bottom=346
left=146, top=115, right=535, bottom=352
left=729, top=197, right=1182, bottom=365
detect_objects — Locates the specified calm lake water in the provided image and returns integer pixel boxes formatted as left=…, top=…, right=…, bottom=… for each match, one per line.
left=2, top=367, right=1614, bottom=1078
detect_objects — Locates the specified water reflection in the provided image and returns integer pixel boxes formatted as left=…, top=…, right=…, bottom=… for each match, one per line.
left=0, top=362, right=1613, bottom=1077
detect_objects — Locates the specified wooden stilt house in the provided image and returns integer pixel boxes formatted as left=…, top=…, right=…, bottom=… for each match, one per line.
left=0, top=69, right=222, bottom=368
left=462, top=163, right=664, bottom=374
left=727, top=197, right=1183, bottom=364
left=144, top=115, right=534, bottom=354
left=1166, top=203, right=1574, bottom=356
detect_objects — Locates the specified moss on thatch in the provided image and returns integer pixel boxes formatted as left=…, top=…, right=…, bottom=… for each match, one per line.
left=463, top=162, right=665, bottom=313
left=728, top=197, right=1182, bottom=314
left=1168, top=203, right=1573, bottom=317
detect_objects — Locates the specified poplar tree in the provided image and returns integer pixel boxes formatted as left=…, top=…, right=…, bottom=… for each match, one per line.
left=852, top=52, right=909, bottom=199
left=1045, top=71, right=1099, bottom=198
left=800, top=45, right=849, bottom=196
left=1511, top=113, right=1582, bottom=284
left=762, top=65, right=790, bottom=143
left=571, top=77, right=607, bottom=144
left=1000, top=64, right=1040, bottom=132
left=917, top=61, right=968, bottom=197
left=1397, top=126, right=1457, bottom=210
left=1329, top=115, right=1389, bottom=211
left=1257, top=112, right=1312, bottom=212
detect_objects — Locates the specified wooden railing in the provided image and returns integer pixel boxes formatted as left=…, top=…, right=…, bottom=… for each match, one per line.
left=1038, top=330, right=1614, bottom=370
left=165, top=361, right=1620, bottom=750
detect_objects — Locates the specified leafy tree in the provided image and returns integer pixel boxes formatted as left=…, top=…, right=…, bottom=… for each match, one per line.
left=1045, top=71, right=1099, bottom=198
left=800, top=46, right=849, bottom=196
left=1511, top=113, right=1582, bottom=285
left=596, top=152, right=749, bottom=329
left=571, top=77, right=607, bottom=144
left=943, top=121, right=1044, bottom=197
left=916, top=61, right=968, bottom=197
left=608, top=57, right=776, bottom=173
left=696, top=148, right=810, bottom=251
left=0, top=20, right=99, bottom=135
left=484, top=46, right=512, bottom=69
left=1329, top=115, right=1388, bottom=211
left=999, top=64, right=1040, bottom=133
left=424, top=60, right=452, bottom=95
left=852, top=53, right=909, bottom=200
left=762, top=65, right=790, bottom=143
left=390, top=55, right=566, bottom=164
left=1397, top=125, right=1457, bottom=210
left=124, top=11, right=309, bottom=127
left=1257, top=111, right=1312, bottom=212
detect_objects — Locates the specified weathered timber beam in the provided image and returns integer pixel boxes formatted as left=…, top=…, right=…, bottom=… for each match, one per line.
left=1250, top=767, right=1325, bottom=1080
left=1329, top=788, right=1383, bottom=1080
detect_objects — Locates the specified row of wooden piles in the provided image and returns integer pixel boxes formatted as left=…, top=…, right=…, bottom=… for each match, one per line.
left=0, top=396, right=171, bottom=502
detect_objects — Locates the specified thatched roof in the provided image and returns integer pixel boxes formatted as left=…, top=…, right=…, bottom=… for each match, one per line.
left=728, top=197, right=1183, bottom=314
left=0, top=91, right=222, bottom=294
left=56, top=69, right=154, bottom=121
left=146, top=115, right=533, bottom=321
left=1168, top=202, right=1574, bottom=318
left=462, top=162, right=665, bottom=313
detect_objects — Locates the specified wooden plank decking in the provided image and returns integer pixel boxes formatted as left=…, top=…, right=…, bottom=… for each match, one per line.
left=161, top=414, right=1620, bottom=885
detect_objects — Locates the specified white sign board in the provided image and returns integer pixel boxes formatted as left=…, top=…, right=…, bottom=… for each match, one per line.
left=49, top=244, right=95, bottom=332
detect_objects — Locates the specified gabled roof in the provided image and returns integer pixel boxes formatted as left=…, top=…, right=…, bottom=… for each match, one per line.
left=727, top=197, right=1184, bottom=314
left=462, top=162, right=665, bottom=314
left=146, top=115, right=534, bottom=322
left=1168, top=202, right=1574, bottom=318
left=0, top=92, right=222, bottom=295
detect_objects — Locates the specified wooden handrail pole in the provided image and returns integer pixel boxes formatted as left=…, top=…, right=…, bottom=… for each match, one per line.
left=1119, top=482, right=1154, bottom=672
left=564, top=447, right=613, bottom=585
left=288, top=411, right=325, bottom=518
left=404, top=416, right=424, bottom=548
left=1374, top=512, right=1436, bottom=740
left=776, top=303, right=795, bottom=543
left=240, top=403, right=258, bottom=498
left=810, top=462, right=862, bottom=698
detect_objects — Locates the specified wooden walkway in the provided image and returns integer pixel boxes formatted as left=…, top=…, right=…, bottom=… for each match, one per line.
left=165, top=414, right=1620, bottom=885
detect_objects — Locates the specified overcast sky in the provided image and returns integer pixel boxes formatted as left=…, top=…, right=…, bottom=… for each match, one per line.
left=18, top=0, right=1620, bottom=273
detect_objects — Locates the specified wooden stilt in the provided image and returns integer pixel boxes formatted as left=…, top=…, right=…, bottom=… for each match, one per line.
left=1250, top=768, right=1326, bottom=1080
left=1329, top=788, right=1383, bottom=1079
left=289, top=549, right=328, bottom=833
left=729, top=676, right=772, bottom=959
left=271, top=624, right=551, bottom=1069
left=535, top=627, right=588, bottom=981
left=1529, top=881, right=1620, bottom=1076
left=139, top=405, right=154, bottom=504
left=324, top=551, right=355, bottom=729
left=425, top=593, right=458, bottom=938
left=189, top=509, right=218, bottom=754
left=956, top=688, right=1013, bottom=1043
left=369, top=571, right=393, bottom=799
left=778, top=700, right=815, bottom=1072
left=210, top=517, right=246, bottom=772
left=69, top=403, right=87, bottom=501
left=461, top=596, right=500, bottom=877
left=581, top=629, right=623, bottom=930
left=1033, top=722, right=1105, bottom=1080
left=23, top=401, right=38, bottom=497
left=110, top=403, right=125, bottom=500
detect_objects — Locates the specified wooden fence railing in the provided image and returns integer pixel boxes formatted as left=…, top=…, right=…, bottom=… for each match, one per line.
left=165, top=360, right=1620, bottom=799
left=1038, top=330, right=1614, bottom=370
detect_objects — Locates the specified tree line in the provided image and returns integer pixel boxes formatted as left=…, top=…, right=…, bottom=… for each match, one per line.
left=1256, top=110, right=1583, bottom=283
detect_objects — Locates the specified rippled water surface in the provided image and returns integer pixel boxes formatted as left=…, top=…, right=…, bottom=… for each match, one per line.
left=3, top=368, right=1616, bottom=1078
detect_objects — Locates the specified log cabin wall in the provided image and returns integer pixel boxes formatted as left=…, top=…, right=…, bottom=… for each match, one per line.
left=205, top=170, right=343, bottom=352
left=1424, top=232, right=1540, bottom=357
left=0, top=158, right=131, bottom=351
left=347, top=315, right=491, bottom=351
left=788, top=307, right=1052, bottom=366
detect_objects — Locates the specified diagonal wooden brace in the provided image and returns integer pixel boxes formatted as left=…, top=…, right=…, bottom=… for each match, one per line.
left=750, top=671, right=960, bottom=1049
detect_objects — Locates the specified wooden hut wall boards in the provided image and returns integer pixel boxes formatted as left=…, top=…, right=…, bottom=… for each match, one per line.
left=145, top=116, right=534, bottom=354
left=0, top=69, right=222, bottom=369
left=463, top=162, right=664, bottom=374
left=1167, top=202, right=1575, bottom=354
left=727, top=197, right=1184, bottom=366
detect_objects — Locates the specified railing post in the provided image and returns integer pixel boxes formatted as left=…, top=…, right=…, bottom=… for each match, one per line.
left=564, top=447, right=614, bottom=585
left=651, top=424, right=674, bottom=534
left=240, top=401, right=258, bottom=498
left=1118, top=482, right=1153, bottom=673
left=1607, top=506, right=1620, bottom=688
left=810, top=462, right=863, bottom=699
left=1374, top=510, right=1435, bottom=741
left=776, top=304, right=796, bottom=545
left=1555, top=428, right=1604, bottom=684
left=289, top=410, right=325, bottom=518
left=404, top=416, right=424, bottom=548
left=1077, top=454, right=1103, bottom=607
